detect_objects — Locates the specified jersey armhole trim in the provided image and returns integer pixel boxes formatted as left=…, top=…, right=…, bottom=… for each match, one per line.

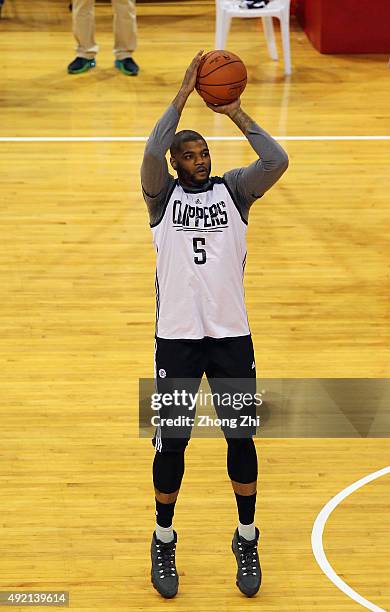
left=222, top=178, right=248, bottom=226
left=142, top=183, right=163, bottom=199
left=149, top=180, right=177, bottom=228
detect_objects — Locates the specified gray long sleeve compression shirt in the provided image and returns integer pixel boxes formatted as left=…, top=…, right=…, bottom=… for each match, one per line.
left=141, top=104, right=289, bottom=225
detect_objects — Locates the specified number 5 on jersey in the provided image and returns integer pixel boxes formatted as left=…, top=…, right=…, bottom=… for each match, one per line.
left=193, top=237, right=206, bottom=265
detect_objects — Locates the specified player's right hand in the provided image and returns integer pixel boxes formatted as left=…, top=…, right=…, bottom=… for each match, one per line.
left=206, top=97, right=241, bottom=117
left=180, top=50, right=204, bottom=95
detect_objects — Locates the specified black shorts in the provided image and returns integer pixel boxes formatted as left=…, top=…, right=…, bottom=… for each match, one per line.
left=152, top=334, right=258, bottom=452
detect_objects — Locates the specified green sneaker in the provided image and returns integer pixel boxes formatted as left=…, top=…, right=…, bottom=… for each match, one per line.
left=67, top=57, right=96, bottom=74
left=114, top=57, right=139, bottom=76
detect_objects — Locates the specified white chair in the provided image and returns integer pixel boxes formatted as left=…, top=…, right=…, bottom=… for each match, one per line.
left=215, top=0, right=292, bottom=75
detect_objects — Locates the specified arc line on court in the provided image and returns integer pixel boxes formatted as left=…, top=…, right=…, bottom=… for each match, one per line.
left=311, top=465, right=390, bottom=612
left=0, top=136, right=390, bottom=143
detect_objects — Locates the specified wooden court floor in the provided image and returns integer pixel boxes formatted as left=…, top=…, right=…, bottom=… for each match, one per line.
left=0, top=1, right=389, bottom=610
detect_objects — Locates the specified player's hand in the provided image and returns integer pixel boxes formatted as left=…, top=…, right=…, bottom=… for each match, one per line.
left=206, top=98, right=241, bottom=117
left=180, top=50, right=204, bottom=95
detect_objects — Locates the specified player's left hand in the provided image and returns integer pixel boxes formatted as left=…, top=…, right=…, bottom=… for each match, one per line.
left=180, top=50, right=204, bottom=95
left=206, top=98, right=241, bottom=117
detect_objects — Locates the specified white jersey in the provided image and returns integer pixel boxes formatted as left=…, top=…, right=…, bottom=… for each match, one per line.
left=151, top=177, right=250, bottom=340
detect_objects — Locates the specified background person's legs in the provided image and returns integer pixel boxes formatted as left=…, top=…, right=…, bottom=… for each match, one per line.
left=112, top=0, right=137, bottom=60
left=72, top=0, right=99, bottom=59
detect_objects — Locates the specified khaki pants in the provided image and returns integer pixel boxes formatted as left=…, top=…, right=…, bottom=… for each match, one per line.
left=72, top=0, right=137, bottom=60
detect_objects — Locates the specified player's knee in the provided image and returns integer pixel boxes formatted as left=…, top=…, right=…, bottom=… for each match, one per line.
left=226, top=437, right=258, bottom=483
left=152, top=444, right=187, bottom=494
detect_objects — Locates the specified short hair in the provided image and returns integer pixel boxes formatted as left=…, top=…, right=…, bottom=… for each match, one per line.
left=170, top=130, right=207, bottom=157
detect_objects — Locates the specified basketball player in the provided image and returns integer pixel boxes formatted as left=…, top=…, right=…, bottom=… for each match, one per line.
left=141, top=51, right=288, bottom=598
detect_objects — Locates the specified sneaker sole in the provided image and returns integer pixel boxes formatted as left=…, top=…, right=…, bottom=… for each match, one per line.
left=151, top=570, right=178, bottom=599
left=235, top=578, right=260, bottom=597
left=68, top=62, right=96, bottom=74
left=114, top=60, right=139, bottom=76
left=231, top=541, right=261, bottom=597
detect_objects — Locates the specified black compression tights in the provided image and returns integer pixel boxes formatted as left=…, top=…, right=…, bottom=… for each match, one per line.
left=153, top=437, right=257, bottom=495
left=153, top=447, right=186, bottom=494
left=226, top=437, right=258, bottom=484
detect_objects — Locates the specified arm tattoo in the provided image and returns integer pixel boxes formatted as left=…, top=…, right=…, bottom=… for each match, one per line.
left=229, top=108, right=255, bottom=135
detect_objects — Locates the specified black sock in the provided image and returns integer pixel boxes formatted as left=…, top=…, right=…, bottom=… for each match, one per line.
left=234, top=492, right=257, bottom=525
left=155, top=498, right=176, bottom=528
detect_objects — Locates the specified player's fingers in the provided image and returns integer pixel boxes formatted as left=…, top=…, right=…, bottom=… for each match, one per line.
left=206, top=102, right=222, bottom=110
left=192, top=50, right=204, bottom=65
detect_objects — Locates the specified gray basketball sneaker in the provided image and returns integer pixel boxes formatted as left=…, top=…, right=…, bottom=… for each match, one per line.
left=150, top=530, right=178, bottom=598
left=231, top=527, right=261, bottom=596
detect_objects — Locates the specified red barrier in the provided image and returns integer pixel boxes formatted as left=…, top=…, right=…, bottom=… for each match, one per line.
left=296, top=0, right=390, bottom=53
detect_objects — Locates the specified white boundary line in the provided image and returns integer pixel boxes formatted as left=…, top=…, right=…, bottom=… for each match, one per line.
left=0, top=135, right=390, bottom=142
left=312, top=466, right=390, bottom=612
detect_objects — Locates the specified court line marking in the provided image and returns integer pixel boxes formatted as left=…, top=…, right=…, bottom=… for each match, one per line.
left=312, top=465, right=390, bottom=612
left=1, top=136, right=390, bottom=142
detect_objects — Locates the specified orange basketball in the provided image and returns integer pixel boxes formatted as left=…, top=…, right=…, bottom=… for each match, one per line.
left=196, top=50, right=247, bottom=105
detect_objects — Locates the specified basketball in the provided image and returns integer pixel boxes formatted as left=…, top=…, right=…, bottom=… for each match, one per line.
left=196, top=50, right=247, bottom=105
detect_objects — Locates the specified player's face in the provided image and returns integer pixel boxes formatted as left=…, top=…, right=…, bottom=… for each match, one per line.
left=170, top=140, right=211, bottom=187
